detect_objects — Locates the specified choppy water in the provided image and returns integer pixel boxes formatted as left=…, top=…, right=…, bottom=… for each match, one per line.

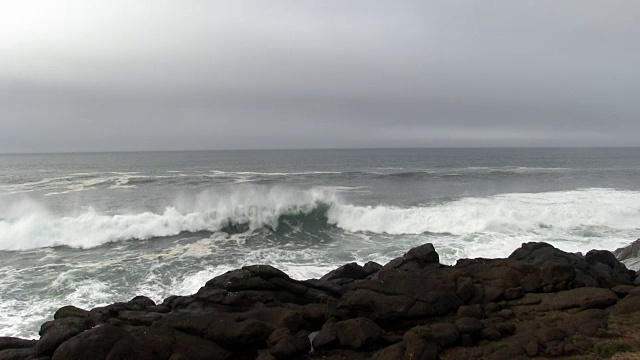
left=1, top=148, right=640, bottom=338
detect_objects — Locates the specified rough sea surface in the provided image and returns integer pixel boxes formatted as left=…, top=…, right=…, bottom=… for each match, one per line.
left=1, top=148, right=639, bottom=338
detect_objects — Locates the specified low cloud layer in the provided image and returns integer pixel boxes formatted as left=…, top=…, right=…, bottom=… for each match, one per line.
left=1, top=1, right=639, bottom=152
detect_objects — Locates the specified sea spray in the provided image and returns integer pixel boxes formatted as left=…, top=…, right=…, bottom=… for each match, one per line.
left=2, top=187, right=639, bottom=251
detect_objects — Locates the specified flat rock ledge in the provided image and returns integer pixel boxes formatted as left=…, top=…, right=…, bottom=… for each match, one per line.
left=3, top=241, right=640, bottom=360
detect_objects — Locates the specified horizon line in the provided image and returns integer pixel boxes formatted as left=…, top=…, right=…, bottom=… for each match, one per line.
left=1, top=145, right=639, bottom=156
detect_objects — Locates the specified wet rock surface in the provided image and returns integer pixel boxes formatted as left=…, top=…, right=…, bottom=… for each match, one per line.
left=2, top=241, right=640, bottom=359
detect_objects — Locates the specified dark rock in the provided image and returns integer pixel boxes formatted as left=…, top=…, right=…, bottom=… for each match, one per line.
left=194, top=288, right=228, bottom=303
left=563, top=309, right=607, bottom=336
left=405, top=243, right=440, bottom=264
left=204, top=269, right=261, bottom=290
left=53, top=306, right=89, bottom=320
left=371, top=343, right=406, bottom=360
left=611, top=284, right=635, bottom=297
left=510, top=242, right=635, bottom=288
left=496, top=322, right=516, bottom=335
left=486, top=343, right=525, bottom=360
left=126, top=324, right=175, bottom=359
left=376, top=243, right=441, bottom=277
left=337, top=289, right=416, bottom=320
left=301, top=279, right=344, bottom=297
left=460, top=334, right=474, bottom=347
left=455, top=317, right=484, bottom=335
left=540, top=262, right=576, bottom=287
left=483, top=302, right=501, bottom=314
left=504, top=287, right=525, bottom=300
left=256, top=350, right=277, bottom=360
left=586, top=249, right=637, bottom=285
left=205, top=317, right=273, bottom=348
left=483, top=286, right=505, bottom=303
left=614, top=239, right=640, bottom=261
left=312, top=319, right=338, bottom=350
left=524, top=341, right=539, bottom=357
left=362, top=261, right=383, bottom=275
left=607, top=291, right=640, bottom=315
left=321, top=262, right=370, bottom=282
left=520, top=273, right=542, bottom=292
left=164, top=296, right=195, bottom=310
left=456, top=277, right=475, bottom=303
left=547, top=287, right=618, bottom=310
left=480, top=328, right=502, bottom=341
left=404, top=338, right=439, bottom=360
left=586, top=250, right=621, bottom=268
left=0, top=337, right=37, bottom=351
left=536, top=326, right=566, bottom=343
left=36, top=317, right=94, bottom=356
left=495, top=309, right=513, bottom=318
left=403, top=325, right=430, bottom=342
left=161, top=312, right=214, bottom=338
left=162, top=295, right=180, bottom=307
left=457, top=304, right=483, bottom=319
left=0, top=348, right=35, bottom=360
left=127, top=295, right=156, bottom=310
left=268, top=328, right=310, bottom=359
left=146, top=305, right=170, bottom=313
left=243, top=265, right=290, bottom=280
left=430, top=322, right=460, bottom=348
left=10, top=240, right=640, bottom=360
left=118, top=310, right=162, bottom=326
left=171, top=333, right=230, bottom=360
left=51, top=324, right=152, bottom=360
left=336, top=317, right=383, bottom=349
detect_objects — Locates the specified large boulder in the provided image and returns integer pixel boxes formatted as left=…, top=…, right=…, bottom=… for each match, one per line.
left=202, top=266, right=336, bottom=305
left=509, top=242, right=635, bottom=288
left=0, top=348, right=35, bottom=360
left=545, top=287, right=618, bottom=311
left=51, top=324, right=152, bottom=360
left=336, top=317, right=383, bottom=350
left=36, top=317, right=95, bottom=356
left=0, top=337, right=37, bottom=351
left=312, top=319, right=338, bottom=350
left=267, top=328, right=310, bottom=358
left=376, top=244, right=441, bottom=277
left=614, top=239, right=640, bottom=271
left=614, top=239, right=640, bottom=261
left=320, top=262, right=380, bottom=282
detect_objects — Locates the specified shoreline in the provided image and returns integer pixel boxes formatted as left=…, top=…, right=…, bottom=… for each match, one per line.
left=1, top=240, right=639, bottom=360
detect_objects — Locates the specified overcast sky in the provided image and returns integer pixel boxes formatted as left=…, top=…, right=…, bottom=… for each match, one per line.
left=1, top=1, right=639, bottom=152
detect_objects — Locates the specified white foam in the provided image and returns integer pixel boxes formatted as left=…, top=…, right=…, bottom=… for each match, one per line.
left=1, top=187, right=639, bottom=253
left=0, top=172, right=151, bottom=196
left=207, top=170, right=343, bottom=183
left=0, top=187, right=337, bottom=250
left=327, top=188, right=640, bottom=236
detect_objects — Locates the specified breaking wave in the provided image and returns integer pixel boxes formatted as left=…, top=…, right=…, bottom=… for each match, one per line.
left=1, top=187, right=639, bottom=251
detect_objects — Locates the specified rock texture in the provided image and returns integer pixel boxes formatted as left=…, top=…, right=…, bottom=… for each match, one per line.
left=2, top=241, right=640, bottom=360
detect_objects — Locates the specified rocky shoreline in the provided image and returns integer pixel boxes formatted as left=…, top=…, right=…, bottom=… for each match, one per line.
left=2, top=240, right=640, bottom=360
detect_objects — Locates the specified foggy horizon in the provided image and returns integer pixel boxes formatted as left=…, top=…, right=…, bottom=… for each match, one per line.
left=2, top=1, right=640, bottom=153
left=3, top=144, right=640, bottom=156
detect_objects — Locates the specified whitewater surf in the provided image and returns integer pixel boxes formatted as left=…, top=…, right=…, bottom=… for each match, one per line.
left=1, top=148, right=639, bottom=338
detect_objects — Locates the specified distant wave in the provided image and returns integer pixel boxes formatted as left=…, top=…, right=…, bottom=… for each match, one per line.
left=1, top=187, right=639, bottom=251
left=4, top=167, right=633, bottom=196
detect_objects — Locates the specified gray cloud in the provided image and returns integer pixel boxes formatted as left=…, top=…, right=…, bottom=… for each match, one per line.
left=1, top=0, right=639, bottom=152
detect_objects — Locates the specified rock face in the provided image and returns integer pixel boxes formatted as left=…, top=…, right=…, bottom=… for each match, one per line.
left=2, top=241, right=640, bottom=360
left=615, top=239, right=640, bottom=272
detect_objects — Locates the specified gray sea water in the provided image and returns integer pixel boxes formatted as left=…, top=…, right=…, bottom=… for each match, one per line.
left=1, top=148, right=640, bottom=338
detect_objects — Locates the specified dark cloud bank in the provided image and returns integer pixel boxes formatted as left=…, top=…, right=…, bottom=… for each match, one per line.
left=1, top=1, right=639, bottom=153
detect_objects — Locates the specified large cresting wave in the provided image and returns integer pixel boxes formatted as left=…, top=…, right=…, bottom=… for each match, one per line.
left=1, top=187, right=639, bottom=251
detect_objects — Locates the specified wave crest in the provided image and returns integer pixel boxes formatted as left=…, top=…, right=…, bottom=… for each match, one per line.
left=1, top=187, right=639, bottom=251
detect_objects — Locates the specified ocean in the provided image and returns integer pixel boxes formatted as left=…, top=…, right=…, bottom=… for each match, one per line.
left=1, top=148, right=639, bottom=338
